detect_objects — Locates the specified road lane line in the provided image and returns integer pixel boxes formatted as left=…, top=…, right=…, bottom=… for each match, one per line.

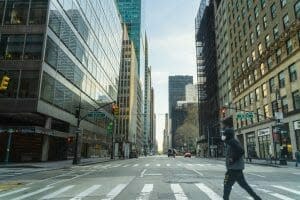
left=156, top=164, right=161, bottom=167
left=136, top=184, right=153, bottom=200
left=12, top=186, right=53, bottom=200
left=40, top=185, right=74, bottom=199
left=195, top=183, right=222, bottom=200
left=192, top=169, right=204, bottom=177
left=0, top=188, right=29, bottom=198
left=170, top=184, right=188, bottom=200
left=247, top=173, right=266, bottom=178
left=70, top=185, right=101, bottom=200
left=177, top=164, right=182, bottom=167
left=271, top=185, right=300, bottom=195
left=257, top=188, right=295, bottom=200
left=140, top=169, right=147, bottom=178
left=187, top=164, right=193, bottom=166
left=122, top=164, right=130, bottom=167
left=292, top=173, right=300, bottom=175
left=166, top=164, right=170, bottom=167
left=145, top=164, right=150, bottom=167
left=102, top=184, right=127, bottom=200
left=111, top=164, right=122, bottom=168
left=133, top=164, right=139, bottom=167
left=47, top=171, right=95, bottom=187
left=145, top=173, right=162, bottom=176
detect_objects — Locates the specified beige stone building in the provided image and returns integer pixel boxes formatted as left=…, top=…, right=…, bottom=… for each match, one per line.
left=215, top=0, right=300, bottom=160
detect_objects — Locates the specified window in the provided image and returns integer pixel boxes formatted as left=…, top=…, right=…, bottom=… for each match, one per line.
left=250, top=32, right=255, bottom=44
left=281, top=96, right=288, bottom=114
left=272, top=101, right=278, bottom=116
left=245, top=40, right=248, bottom=51
left=0, top=34, right=25, bottom=60
left=289, top=63, right=297, bottom=82
left=260, top=0, right=266, bottom=9
left=255, top=87, right=260, bottom=101
left=292, top=91, right=300, bottom=110
left=257, top=107, right=263, bottom=121
left=269, top=77, right=275, bottom=93
left=267, top=56, right=273, bottom=69
left=242, top=8, right=246, bottom=18
left=278, top=71, right=285, bottom=88
left=19, top=71, right=39, bottom=98
left=250, top=92, right=255, bottom=104
left=256, top=24, right=261, bottom=36
left=280, top=0, right=287, bottom=8
left=296, top=1, right=300, bottom=19
left=276, top=49, right=281, bottom=63
left=247, top=0, right=252, bottom=9
left=263, top=15, right=267, bottom=28
left=258, top=43, right=263, bottom=55
left=264, top=105, right=270, bottom=118
left=262, top=83, right=268, bottom=97
left=245, top=95, right=249, bottom=107
left=252, top=51, right=256, bottom=61
left=273, top=25, right=279, bottom=40
left=265, top=35, right=270, bottom=48
left=286, top=39, right=293, bottom=55
left=0, top=0, right=5, bottom=24
left=24, top=34, right=43, bottom=60
left=248, top=15, right=253, bottom=28
left=247, top=56, right=251, bottom=67
left=29, top=0, right=48, bottom=24
left=271, top=3, right=276, bottom=19
left=254, top=6, right=259, bottom=18
left=4, top=0, right=30, bottom=25
left=283, top=14, right=290, bottom=29
left=261, top=63, right=266, bottom=75
left=254, top=69, right=259, bottom=80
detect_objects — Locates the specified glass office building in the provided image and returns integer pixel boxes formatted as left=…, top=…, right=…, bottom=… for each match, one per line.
left=0, top=0, right=122, bottom=162
left=116, top=0, right=142, bottom=76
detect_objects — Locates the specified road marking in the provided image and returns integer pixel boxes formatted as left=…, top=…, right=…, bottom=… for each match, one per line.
left=70, top=185, right=101, bottom=200
left=136, top=184, right=153, bottom=200
left=195, top=183, right=222, bottom=200
left=187, top=164, right=193, bottom=166
left=292, top=173, right=300, bottom=175
left=177, top=164, right=182, bottom=167
left=122, top=164, right=130, bottom=167
left=111, top=164, right=122, bottom=168
left=145, top=173, right=162, bottom=176
left=171, top=184, right=188, bottom=200
left=40, top=185, right=74, bottom=199
left=145, top=164, right=150, bottom=167
left=12, top=186, right=53, bottom=200
left=257, top=188, right=295, bottom=200
left=272, top=185, right=300, bottom=195
left=102, top=184, right=127, bottom=200
left=156, top=164, right=161, bottom=167
left=166, top=164, right=170, bottom=167
left=247, top=173, right=266, bottom=178
left=0, top=188, right=29, bottom=198
left=47, top=171, right=93, bottom=187
left=133, top=164, right=139, bottom=167
left=192, top=169, right=204, bottom=177
left=140, top=169, right=147, bottom=178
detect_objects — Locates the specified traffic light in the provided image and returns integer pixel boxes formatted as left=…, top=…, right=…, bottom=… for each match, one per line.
left=67, top=137, right=73, bottom=144
left=0, top=75, right=10, bottom=91
left=221, top=107, right=226, bottom=118
left=112, top=103, right=119, bottom=116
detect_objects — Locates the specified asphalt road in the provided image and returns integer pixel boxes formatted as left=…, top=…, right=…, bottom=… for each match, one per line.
left=0, top=156, right=300, bottom=200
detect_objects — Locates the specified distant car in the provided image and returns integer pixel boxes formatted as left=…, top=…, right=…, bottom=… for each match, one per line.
left=184, top=152, right=191, bottom=158
left=168, top=149, right=175, bottom=157
left=130, top=150, right=138, bottom=158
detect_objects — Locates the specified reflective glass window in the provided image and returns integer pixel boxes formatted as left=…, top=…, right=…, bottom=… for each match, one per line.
left=289, top=63, right=297, bottom=82
left=293, top=91, right=300, bottom=110
left=24, top=34, right=43, bottom=60
left=0, top=34, right=25, bottom=60
left=296, top=1, right=300, bottom=19
left=45, top=38, right=58, bottom=68
left=41, top=72, right=55, bottom=103
left=29, top=0, right=48, bottom=24
left=4, top=0, right=30, bottom=25
left=49, top=3, right=62, bottom=35
left=0, top=0, right=5, bottom=24
left=19, top=70, right=39, bottom=98
left=278, top=71, right=285, bottom=88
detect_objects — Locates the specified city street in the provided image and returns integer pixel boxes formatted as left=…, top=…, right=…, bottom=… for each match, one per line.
left=0, top=156, right=299, bottom=200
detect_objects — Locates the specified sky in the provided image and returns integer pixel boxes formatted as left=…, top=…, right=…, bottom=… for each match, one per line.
left=145, top=0, right=200, bottom=151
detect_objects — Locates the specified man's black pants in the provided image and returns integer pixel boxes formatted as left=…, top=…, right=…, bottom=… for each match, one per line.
left=223, top=170, right=261, bottom=200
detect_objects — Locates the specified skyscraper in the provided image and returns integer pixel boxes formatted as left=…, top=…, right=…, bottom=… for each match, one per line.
left=117, top=0, right=143, bottom=76
left=168, top=75, right=193, bottom=147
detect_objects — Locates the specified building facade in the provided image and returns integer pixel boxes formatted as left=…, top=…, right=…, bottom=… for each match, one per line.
left=116, top=0, right=143, bottom=76
left=116, top=24, right=139, bottom=158
left=215, top=0, right=300, bottom=160
left=185, top=84, right=198, bottom=103
left=143, top=65, right=151, bottom=154
left=0, top=0, right=122, bottom=162
left=168, top=75, right=193, bottom=148
left=163, top=113, right=170, bottom=153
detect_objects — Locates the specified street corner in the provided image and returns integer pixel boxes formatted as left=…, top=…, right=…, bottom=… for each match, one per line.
left=0, top=181, right=24, bottom=192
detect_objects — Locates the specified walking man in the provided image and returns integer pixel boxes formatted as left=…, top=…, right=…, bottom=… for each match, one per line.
left=295, top=150, right=300, bottom=167
left=222, top=128, right=261, bottom=200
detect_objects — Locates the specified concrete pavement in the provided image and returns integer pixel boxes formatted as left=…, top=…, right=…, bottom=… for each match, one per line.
left=0, top=156, right=299, bottom=199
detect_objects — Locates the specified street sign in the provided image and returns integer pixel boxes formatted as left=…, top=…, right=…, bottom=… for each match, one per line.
left=236, top=112, right=254, bottom=120
left=87, top=111, right=106, bottom=119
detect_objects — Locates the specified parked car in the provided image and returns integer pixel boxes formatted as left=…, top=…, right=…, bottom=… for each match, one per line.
left=130, top=150, right=138, bottom=158
left=184, top=152, right=191, bottom=158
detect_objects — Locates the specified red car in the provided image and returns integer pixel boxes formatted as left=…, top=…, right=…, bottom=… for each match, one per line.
left=184, top=152, right=191, bottom=158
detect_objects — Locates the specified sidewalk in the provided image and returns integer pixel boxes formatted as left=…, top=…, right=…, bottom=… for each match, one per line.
left=0, top=157, right=113, bottom=170
left=202, top=157, right=299, bottom=168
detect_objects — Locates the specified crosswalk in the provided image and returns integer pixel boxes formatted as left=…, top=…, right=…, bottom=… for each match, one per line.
left=1, top=182, right=299, bottom=200
left=86, top=163, right=224, bottom=169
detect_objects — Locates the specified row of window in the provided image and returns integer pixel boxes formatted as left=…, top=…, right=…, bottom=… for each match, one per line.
left=0, top=34, right=43, bottom=60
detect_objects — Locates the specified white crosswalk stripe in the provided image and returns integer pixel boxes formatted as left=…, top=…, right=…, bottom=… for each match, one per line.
left=133, top=164, right=139, bottom=167
left=195, top=183, right=222, bottom=200
left=12, top=186, right=53, bottom=200
left=156, top=164, right=161, bottom=167
left=122, top=164, right=130, bottom=167
left=0, top=188, right=29, bottom=198
left=70, top=185, right=101, bottom=200
left=256, top=188, right=295, bottom=200
left=136, top=184, right=153, bottom=200
left=271, top=185, right=300, bottom=195
left=40, top=185, right=74, bottom=199
left=145, top=164, right=150, bottom=167
left=166, top=164, right=170, bottom=167
left=170, top=184, right=188, bottom=200
left=102, top=184, right=127, bottom=200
